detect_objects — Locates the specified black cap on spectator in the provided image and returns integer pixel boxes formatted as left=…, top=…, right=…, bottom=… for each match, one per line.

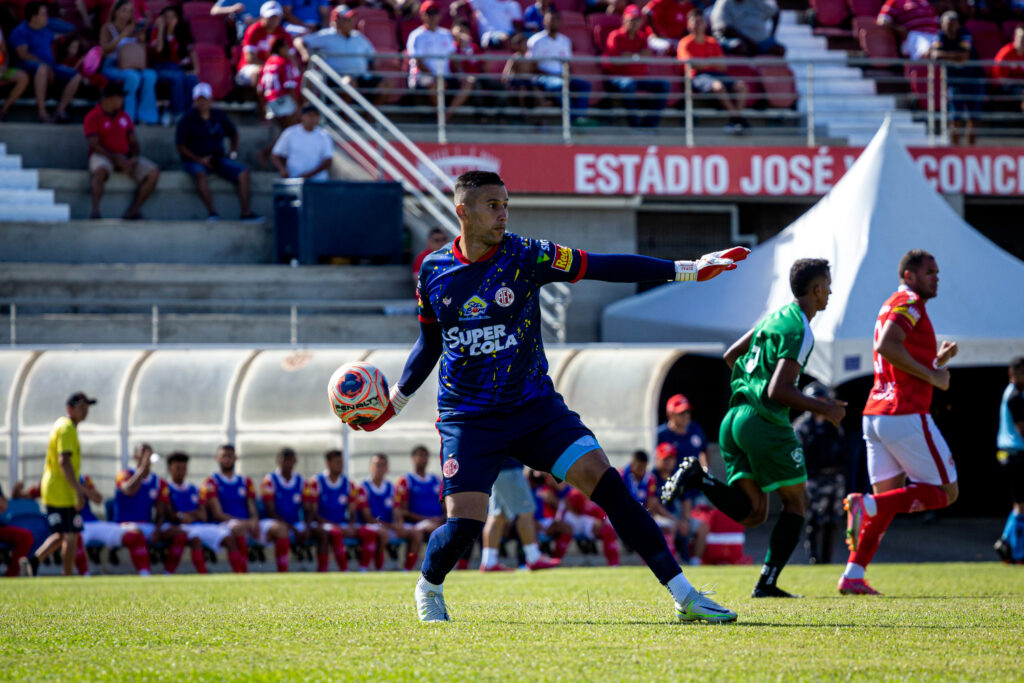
left=301, top=104, right=318, bottom=115
left=102, top=82, right=126, bottom=98
left=67, top=392, right=98, bottom=406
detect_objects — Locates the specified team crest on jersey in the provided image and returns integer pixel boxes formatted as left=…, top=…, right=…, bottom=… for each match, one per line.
left=442, top=456, right=459, bottom=478
left=790, top=448, right=804, bottom=465
left=461, top=295, right=489, bottom=319
left=443, top=297, right=452, bottom=307
left=552, top=245, right=573, bottom=272
left=494, top=287, right=514, bottom=307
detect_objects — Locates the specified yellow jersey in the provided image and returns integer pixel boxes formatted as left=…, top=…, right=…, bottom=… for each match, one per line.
left=41, top=416, right=81, bottom=508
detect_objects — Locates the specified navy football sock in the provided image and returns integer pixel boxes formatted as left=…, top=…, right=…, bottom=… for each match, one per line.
left=420, top=517, right=484, bottom=585
left=589, top=468, right=680, bottom=585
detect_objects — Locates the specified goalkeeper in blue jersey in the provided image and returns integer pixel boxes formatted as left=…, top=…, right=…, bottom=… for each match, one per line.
left=353, top=170, right=749, bottom=624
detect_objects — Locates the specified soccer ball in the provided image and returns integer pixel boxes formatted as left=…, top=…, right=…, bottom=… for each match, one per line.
left=327, top=362, right=390, bottom=425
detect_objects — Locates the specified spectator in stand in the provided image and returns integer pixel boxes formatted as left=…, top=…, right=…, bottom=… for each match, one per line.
left=150, top=5, right=199, bottom=122
left=272, top=104, right=334, bottom=179
left=10, top=1, right=82, bottom=123
left=84, top=82, right=160, bottom=219
left=709, top=0, right=784, bottom=56
left=407, top=0, right=473, bottom=120
left=283, top=0, right=331, bottom=34
left=930, top=11, right=983, bottom=145
left=23, top=392, right=94, bottom=577
left=603, top=4, right=670, bottom=127
left=259, top=35, right=301, bottom=122
left=294, top=5, right=380, bottom=96
left=412, top=226, right=449, bottom=285
left=237, top=1, right=291, bottom=88
left=0, top=26, right=30, bottom=122
left=526, top=8, right=592, bottom=124
left=450, top=0, right=523, bottom=48
left=678, top=10, right=748, bottom=132
left=994, top=26, right=1024, bottom=113
left=502, top=32, right=537, bottom=111
left=212, top=0, right=264, bottom=41
left=260, top=447, right=310, bottom=561
left=644, top=0, right=695, bottom=54
left=176, top=83, right=260, bottom=221
left=522, top=0, right=551, bottom=35
left=877, top=0, right=939, bottom=59
left=0, top=484, right=34, bottom=578
left=99, top=0, right=159, bottom=124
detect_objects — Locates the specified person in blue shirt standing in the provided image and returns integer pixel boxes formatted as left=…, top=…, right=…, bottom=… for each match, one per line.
left=995, top=356, right=1024, bottom=564
left=353, top=169, right=750, bottom=623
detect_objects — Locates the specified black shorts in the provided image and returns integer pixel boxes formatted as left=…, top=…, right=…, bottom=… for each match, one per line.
left=1000, top=450, right=1024, bottom=503
left=46, top=506, right=84, bottom=534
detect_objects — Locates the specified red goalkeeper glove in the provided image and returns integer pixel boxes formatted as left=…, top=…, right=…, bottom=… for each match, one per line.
left=348, top=385, right=410, bottom=432
left=674, top=246, right=750, bottom=282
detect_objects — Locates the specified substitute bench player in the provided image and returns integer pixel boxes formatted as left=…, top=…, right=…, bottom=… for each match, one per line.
left=353, top=170, right=749, bottom=623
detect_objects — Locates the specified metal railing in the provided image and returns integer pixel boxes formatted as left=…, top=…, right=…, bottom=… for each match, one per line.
left=302, top=54, right=574, bottom=343
left=306, top=50, right=1024, bottom=145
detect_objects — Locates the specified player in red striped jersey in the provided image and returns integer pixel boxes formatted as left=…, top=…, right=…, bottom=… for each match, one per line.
left=839, top=249, right=960, bottom=595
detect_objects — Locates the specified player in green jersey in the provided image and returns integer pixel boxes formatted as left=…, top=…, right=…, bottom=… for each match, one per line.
left=662, top=258, right=847, bottom=598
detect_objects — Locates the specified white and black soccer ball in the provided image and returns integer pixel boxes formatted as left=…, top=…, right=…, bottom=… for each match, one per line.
left=327, top=361, right=390, bottom=425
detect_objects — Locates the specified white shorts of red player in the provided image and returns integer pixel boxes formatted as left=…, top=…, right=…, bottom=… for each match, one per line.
left=221, top=518, right=305, bottom=544
left=160, top=522, right=232, bottom=550
left=81, top=521, right=129, bottom=547
left=863, top=414, right=958, bottom=487
left=562, top=511, right=600, bottom=540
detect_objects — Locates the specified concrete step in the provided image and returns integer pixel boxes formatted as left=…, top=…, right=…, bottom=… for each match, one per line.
left=0, top=263, right=417, bottom=301
left=0, top=220, right=272, bottom=264
left=0, top=155, right=23, bottom=170
left=0, top=188, right=56, bottom=204
left=0, top=143, right=6, bottom=155
left=0, top=203, right=69, bottom=222
left=0, top=169, right=38, bottom=190
left=38, top=169, right=278, bottom=221
left=0, top=311, right=421, bottom=345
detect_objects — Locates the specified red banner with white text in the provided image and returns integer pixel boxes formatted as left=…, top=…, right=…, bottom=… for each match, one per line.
left=403, top=144, right=1024, bottom=196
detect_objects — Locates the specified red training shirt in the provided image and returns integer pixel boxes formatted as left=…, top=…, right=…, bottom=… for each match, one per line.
left=83, top=104, right=134, bottom=155
left=604, top=26, right=652, bottom=76
left=240, top=22, right=292, bottom=69
left=993, top=43, right=1024, bottom=82
left=677, top=34, right=724, bottom=76
left=644, top=0, right=694, bottom=41
left=878, top=0, right=938, bottom=34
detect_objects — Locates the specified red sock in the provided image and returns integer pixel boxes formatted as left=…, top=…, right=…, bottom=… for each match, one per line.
left=164, top=532, right=188, bottom=574
left=74, top=536, right=89, bottom=576
left=552, top=533, right=572, bottom=559
left=404, top=550, right=418, bottom=571
left=456, top=557, right=470, bottom=570
left=191, top=546, right=208, bottom=574
left=317, top=550, right=330, bottom=572
left=356, top=527, right=376, bottom=569
left=227, top=537, right=249, bottom=573
left=329, top=528, right=348, bottom=571
left=850, top=483, right=949, bottom=568
left=374, top=544, right=385, bottom=570
left=5, top=527, right=34, bottom=576
left=599, top=524, right=620, bottom=567
left=274, top=537, right=290, bottom=573
left=123, top=531, right=151, bottom=573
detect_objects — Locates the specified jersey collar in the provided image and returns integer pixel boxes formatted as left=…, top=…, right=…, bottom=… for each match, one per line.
left=453, top=235, right=501, bottom=264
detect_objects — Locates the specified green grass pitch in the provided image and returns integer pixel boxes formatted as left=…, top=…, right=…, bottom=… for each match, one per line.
left=2, top=563, right=1022, bottom=681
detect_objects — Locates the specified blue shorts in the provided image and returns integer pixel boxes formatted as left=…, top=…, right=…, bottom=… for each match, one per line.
left=182, top=157, right=247, bottom=183
left=19, top=61, right=78, bottom=84
left=436, top=394, right=599, bottom=497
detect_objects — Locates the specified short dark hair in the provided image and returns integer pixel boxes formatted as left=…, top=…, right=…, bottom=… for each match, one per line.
left=1010, top=356, right=1024, bottom=372
left=371, top=452, right=388, bottom=464
left=543, top=6, right=559, bottom=16
left=411, top=445, right=429, bottom=456
left=269, top=35, right=289, bottom=54
left=324, top=448, right=342, bottom=461
left=24, top=1, right=46, bottom=19
left=217, top=443, right=235, bottom=454
left=789, top=258, right=831, bottom=297
left=102, top=82, right=125, bottom=99
left=167, top=452, right=190, bottom=465
left=631, top=450, right=649, bottom=463
left=277, top=447, right=296, bottom=460
left=301, top=104, right=318, bottom=116
left=428, top=227, right=446, bottom=237
left=898, top=249, right=934, bottom=282
left=454, top=170, right=504, bottom=204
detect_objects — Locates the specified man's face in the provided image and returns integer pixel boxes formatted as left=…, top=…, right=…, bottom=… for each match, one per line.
left=942, top=16, right=958, bottom=37
left=904, top=257, right=939, bottom=300
left=68, top=401, right=90, bottom=423
left=656, top=455, right=676, bottom=477
left=168, top=461, right=188, bottom=483
left=411, top=450, right=429, bottom=473
left=544, top=12, right=561, bottom=33
left=195, top=97, right=211, bottom=115
left=31, top=5, right=49, bottom=27
left=629, top=459, right=647, bottom=479
left=264, top=14, right=282, bottom=30
left=326, top=453, right=344, bottom=476
left=1010, top=366, right=1024, bottom=390
left=624, top=14, right=641, bottom=32
left=427, top=231, right=448, bottom=251
left=279, top=452, right=296, bottom=475
left=103, top=95, right=125, bottom=114
left=457, top=184, right=508, bottom=248
left=453, top=25, right=471, bottom=44
left=668, top=411, right=691, bottom=432
left=217, top=448, right=237, bottom=473
left=811, top=273, right=833, bottom=312
left=337, top=15, right=354, bottom=34
left=301, top=110, right=319, bottom=130
left=424, top=8, right=440, bottom=29
left=688, top=13, right=704, bottom=34
left=370, top=457, right=388, bottom=481
left=1015, top=27, right=1023, bottom=51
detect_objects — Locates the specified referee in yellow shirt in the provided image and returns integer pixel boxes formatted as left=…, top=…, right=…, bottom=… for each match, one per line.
left=26, top=392, right=95, bottom=577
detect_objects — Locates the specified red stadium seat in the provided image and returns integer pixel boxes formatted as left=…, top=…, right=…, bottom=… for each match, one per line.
left=859, top=22, right=899, bottom=59
left=359, top=17, right=400, bottom=52
left=145, top=0, right=173, bottom=19
left=190, top=15, right=229, bottom=46
left=965, top=19, right=1003, bottom=60
left=647, top=58, right=681, bottom=106
left=725, top=61, right=763, bottom=105
left=588, top=13, right=622, bottom=52
left=182, top=1, right=214, bottom=21
left=398, top=18, right=420, bottom=49
left=194, top=44, right=234, bottom=98
left=562, top=24, right=596, bottom=55
left=754, top=57, right=798, bottom=108
left=847, top=0, right=882, bottom=18
left=904, top=62, right=940, bottom=110
left=553, top=0, right=584, bottom=12
left=350, top=7, right=390, bottom=24
left=559, top=10, right=586, bottom=30
left=812, top=0, right=849, bottom=27
left=483, top=50, right=512, bottom=75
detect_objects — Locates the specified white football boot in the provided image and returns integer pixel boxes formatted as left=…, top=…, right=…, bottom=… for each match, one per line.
left=415, top=577, right=450, bottom=623
left=675, top=586, right=738, bottom=624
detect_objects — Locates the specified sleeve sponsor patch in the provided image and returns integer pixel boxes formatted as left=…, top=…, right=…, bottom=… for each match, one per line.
left=891, top=304, right=920, bottom=325
left=552, top=245, right=573, bottom=272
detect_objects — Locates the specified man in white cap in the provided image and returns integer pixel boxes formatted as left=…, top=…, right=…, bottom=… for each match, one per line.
left=176, top=82, right=261, bottom=221
left=236, top=0, right=292, bottom=87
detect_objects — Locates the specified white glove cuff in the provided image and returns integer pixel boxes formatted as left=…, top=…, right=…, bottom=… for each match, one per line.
left=390, top=385, right=411, bottom=414
left=674, top=260, right=697, bottom=282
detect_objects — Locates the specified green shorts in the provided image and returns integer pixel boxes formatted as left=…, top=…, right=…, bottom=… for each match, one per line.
left=718, top=403, right=807, bottom=492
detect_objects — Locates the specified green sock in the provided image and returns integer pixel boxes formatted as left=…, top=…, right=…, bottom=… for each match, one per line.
left=757, top=511, right=804, bottom=588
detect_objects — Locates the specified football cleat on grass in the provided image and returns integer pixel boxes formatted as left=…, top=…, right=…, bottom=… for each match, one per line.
left=993, top=538, right=1012, bottom=563
left=837, top=577, right=881, bottom=595
left=844, top=493, right=869, bottom=552
left=661, top=456, right=703, bottom=506
left=479, top=564, right=514, bottom=572
left=675, top=587, right=737, bottom=624
left=527, top=556, right=561, bottom=571
left=415, top=580, right=450, bottom=622
left=751, top=584, right=803, bottom=598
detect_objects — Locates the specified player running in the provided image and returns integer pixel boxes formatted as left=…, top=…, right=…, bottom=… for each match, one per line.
left=662, top=258, right=847, bottom=598
left=353, top=170, right=749, bottom=623
left=838, top=249, right=960, bottom=595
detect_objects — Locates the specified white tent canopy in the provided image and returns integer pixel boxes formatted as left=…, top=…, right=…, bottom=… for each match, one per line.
left=602, top=120, right=1024, bottom=386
